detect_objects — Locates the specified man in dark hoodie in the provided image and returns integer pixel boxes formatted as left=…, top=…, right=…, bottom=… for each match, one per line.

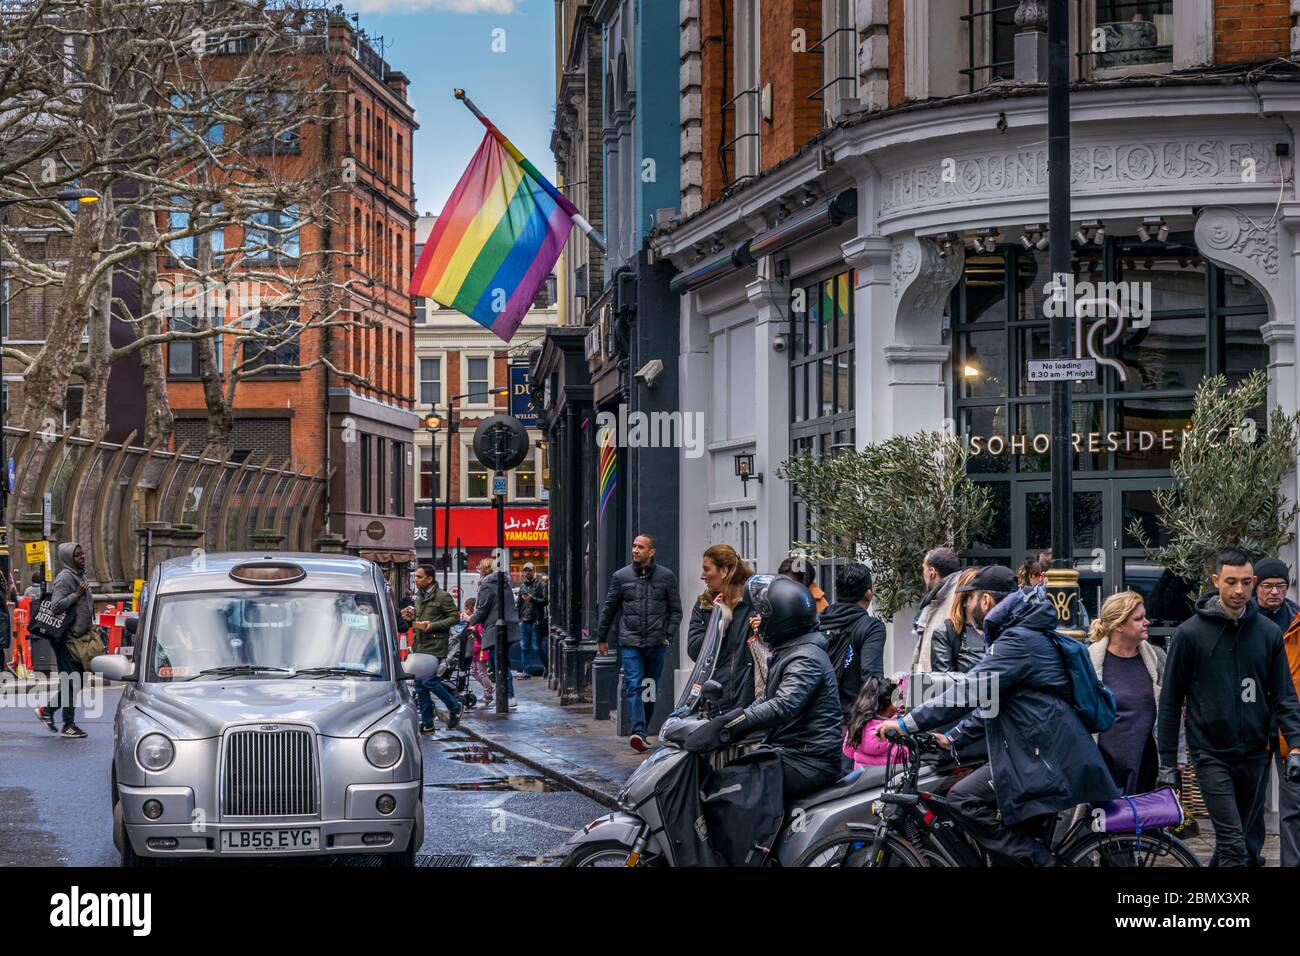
left=818, top=563, right=886, bottom=724
left=1157, top=548, right=1300, bottom=866
left=881, top=566, right=1120, bottom=865
left=36, top=542, right=93, bottom=738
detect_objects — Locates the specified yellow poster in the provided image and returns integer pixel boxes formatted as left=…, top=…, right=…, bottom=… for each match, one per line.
left=132, top=578, right=145, bottom=612
left=24, top=541, right=47, bottom=565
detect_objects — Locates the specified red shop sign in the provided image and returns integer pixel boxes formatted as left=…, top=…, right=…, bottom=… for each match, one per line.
left=438, top=507, right=550, bottom=548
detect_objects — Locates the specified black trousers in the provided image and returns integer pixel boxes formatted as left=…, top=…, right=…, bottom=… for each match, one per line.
left=779, top=751, right=841, bottom=802
left=44, top=642, right=82, bottom=727
left=945, top=763, right=1056, bottom=866
left=1193, top=752, right=1270, bottom=867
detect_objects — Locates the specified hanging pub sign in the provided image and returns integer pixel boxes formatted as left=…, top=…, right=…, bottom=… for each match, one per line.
left=509, top=365, right=539, bottom=427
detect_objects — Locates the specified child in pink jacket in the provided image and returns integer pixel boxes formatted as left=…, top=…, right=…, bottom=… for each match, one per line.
left=843, top=676, right=909, bottom=768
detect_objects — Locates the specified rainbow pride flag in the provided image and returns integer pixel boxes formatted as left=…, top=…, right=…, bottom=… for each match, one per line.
left=409, top=112, right=577, bottom=341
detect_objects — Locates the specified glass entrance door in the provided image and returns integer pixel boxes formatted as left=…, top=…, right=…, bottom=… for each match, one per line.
left=1011, top=477, right=1187, bottom=639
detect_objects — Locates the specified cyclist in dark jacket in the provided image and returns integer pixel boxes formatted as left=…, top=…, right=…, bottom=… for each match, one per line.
left=687, top=576, right=843, bottom=801
left=884, top=567, right=1120, bottom=865
left=1156, top=550, right=1300, bottom=867
left=597, top=535, right=683, bottom=751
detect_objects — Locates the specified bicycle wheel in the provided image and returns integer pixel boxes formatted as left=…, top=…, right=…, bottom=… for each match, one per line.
left=1061, top=831, right=1201, bottom=868
left=794, top=826, right=927, bottom=868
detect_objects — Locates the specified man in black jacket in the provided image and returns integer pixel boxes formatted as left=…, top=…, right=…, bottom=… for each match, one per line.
left=1157, top=549, right=1300, bottom=867
left=818, top=563, right=886, bottom=722
left=516, top=563, right=548, bottom=677
left=597, top=535, right=683, bottom=752
left=687, top=576, right=842, bottom=801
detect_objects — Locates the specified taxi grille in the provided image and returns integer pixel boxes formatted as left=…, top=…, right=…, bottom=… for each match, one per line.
left=222, top=727, right=319, bottom=817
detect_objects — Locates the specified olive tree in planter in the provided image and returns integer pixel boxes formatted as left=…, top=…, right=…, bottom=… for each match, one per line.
left=1128, top=370, right=1300, bottom=592
left=777, top=430, right=991, bottom=622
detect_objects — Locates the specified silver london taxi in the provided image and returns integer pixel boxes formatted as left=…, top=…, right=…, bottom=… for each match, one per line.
left=92, top=553, right=438, bottom=867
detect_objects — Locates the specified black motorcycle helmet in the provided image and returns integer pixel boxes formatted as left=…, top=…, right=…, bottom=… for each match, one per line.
left=745, top=573, right=816, bottom=644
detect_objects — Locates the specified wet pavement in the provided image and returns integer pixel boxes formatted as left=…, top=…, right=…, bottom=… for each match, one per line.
left=0, top=675, right=605, bottom=868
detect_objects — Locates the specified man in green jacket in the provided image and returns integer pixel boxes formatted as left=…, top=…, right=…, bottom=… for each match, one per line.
left=411, top=563, right=461, bottom=734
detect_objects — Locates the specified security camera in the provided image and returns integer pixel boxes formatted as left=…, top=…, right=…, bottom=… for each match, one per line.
left=634, top=358, right=665, bottom=388
left=772, top=333, right=788, bottom=353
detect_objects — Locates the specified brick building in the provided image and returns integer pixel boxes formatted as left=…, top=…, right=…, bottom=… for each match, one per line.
left=157, top=17, right=420, bottom=578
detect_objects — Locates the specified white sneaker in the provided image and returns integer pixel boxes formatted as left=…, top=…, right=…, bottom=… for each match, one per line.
left=509, top=697, right=518, bottom=711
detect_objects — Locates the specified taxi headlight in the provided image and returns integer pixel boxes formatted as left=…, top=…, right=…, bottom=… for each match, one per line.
left=365, top=731, right=402, bottom=769
left=136, top=734, right=175, bottom=772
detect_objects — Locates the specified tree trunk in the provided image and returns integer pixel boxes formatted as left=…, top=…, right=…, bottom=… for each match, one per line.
left=136, top=212, right=174, bottom=446
left=194, top=228, right=233, bottom=457
left=78, top=272, right=112, bottom=436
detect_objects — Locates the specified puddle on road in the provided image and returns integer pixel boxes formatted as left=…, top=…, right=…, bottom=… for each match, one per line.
left=427, top=775, right=562, bottom=793
left=443, top=745, right=507, bottom=764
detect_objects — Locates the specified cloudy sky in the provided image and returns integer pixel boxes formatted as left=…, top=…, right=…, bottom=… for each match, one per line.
left=350, top=0, right=556, bottom=214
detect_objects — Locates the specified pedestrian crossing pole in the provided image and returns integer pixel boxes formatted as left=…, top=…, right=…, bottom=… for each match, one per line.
left=1046, top=0, right=1085, bottom=638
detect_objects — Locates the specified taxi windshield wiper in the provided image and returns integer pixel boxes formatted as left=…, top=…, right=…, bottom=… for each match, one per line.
left=290, top=666, right=379, bottom=679
left=193, top=665, right=292, bottom=680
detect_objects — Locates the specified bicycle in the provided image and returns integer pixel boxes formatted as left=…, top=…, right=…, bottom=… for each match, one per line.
left=798, top=731, right=1200, bottom=868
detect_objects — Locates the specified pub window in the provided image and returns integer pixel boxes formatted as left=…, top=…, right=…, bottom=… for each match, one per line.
left=724, top=0, right=761, bottom=185
left=960, top=1, right=1019, bottom=93
left=466, top=449, right=489, bottom=500
left=359, top=433, right=371, bottom=514
left=420, top=357, right=441, bottom=405
left=788, top=267, right=857, bottom=591
left=419, top=443, right=440, bottom=500
left=812, top=0, right=857, bottom=120
left=376, top=436, right=387, bottom=516
left=241, top=307, right=300, bottom=376
left=64, top=384, right=84, bottom=429
left=466, top=355, right=490, bottom=404
left=952, top=235, right=1267, bottom=631
left=513, top=448, right=537, bottom=499
left=1079, top=1, right=1174, bottom=74
left=244, top=205, right=301, bottom=263
left=391, top=440, right=405, bottom=517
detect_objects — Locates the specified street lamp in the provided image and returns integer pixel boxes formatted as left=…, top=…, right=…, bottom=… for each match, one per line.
left=439, top=386, right=508, bottom=587
left=0, top=188, right=101, bottom=577
left=422, top=413, right=442, bottom=573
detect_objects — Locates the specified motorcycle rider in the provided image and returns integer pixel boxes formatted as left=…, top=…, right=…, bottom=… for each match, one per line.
left=877, top=567, right=1120, bottom=865
left=685, top=575, right=843, bottom=801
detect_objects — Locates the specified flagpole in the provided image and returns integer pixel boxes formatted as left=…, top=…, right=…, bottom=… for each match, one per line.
left=453, top=88, right=607, bottom=253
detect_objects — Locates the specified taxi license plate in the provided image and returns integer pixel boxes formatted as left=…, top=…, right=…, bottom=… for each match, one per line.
left=220, top=828, right=320, bottom=853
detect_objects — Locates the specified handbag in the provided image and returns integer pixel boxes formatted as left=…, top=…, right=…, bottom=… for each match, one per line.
left=27, top=591, right=74, bottom=645
left=67, top=629, right=107, bottom=672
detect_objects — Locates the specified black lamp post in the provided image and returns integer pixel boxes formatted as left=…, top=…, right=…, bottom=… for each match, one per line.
left=1045, top=0, right=1083, bottom=633
left=422, top=411, right=442, bottom=575
left=0, top=188, right=100, bottom=579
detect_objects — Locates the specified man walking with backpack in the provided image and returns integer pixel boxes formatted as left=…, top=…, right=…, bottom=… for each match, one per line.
left=879, top=566, right=1120, bottom=865
left=1157, top=549, right=1300, bottom=866
left=818, top=563, right=886, bottom=723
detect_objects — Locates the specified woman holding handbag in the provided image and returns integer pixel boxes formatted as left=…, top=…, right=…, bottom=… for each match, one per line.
left=35, top=542, right=94, bottom=738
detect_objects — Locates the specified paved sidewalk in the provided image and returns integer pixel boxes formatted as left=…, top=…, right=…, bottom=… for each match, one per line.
left=457, top=677, right=650, bottom=808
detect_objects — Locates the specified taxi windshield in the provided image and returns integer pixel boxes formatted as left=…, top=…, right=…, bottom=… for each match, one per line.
left=146, top=589, right=389, bottom=682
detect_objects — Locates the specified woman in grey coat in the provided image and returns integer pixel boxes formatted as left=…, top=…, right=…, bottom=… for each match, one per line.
left=36, top=542, right=93, bottom=737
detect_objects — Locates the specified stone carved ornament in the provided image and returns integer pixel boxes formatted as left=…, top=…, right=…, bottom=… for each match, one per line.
left=893, top=235, right=965, bottom=344
left=1195, top=206, right=1289, bottom=320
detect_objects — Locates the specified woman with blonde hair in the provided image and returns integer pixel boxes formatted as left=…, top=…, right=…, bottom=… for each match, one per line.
left=928, top=566, right=986, bottom=673
left=685, top=544, right=756, bottom=712
left=1087, top=590, right=1169, bottom=793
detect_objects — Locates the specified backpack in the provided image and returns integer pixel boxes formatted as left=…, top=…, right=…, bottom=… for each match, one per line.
left=1047, top=629, right=1117, bottom=733
left=820, top=622, right=858, bottom=687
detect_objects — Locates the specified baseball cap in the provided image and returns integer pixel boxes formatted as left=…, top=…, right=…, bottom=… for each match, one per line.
left=955, top=565, right=1017, bottom=595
